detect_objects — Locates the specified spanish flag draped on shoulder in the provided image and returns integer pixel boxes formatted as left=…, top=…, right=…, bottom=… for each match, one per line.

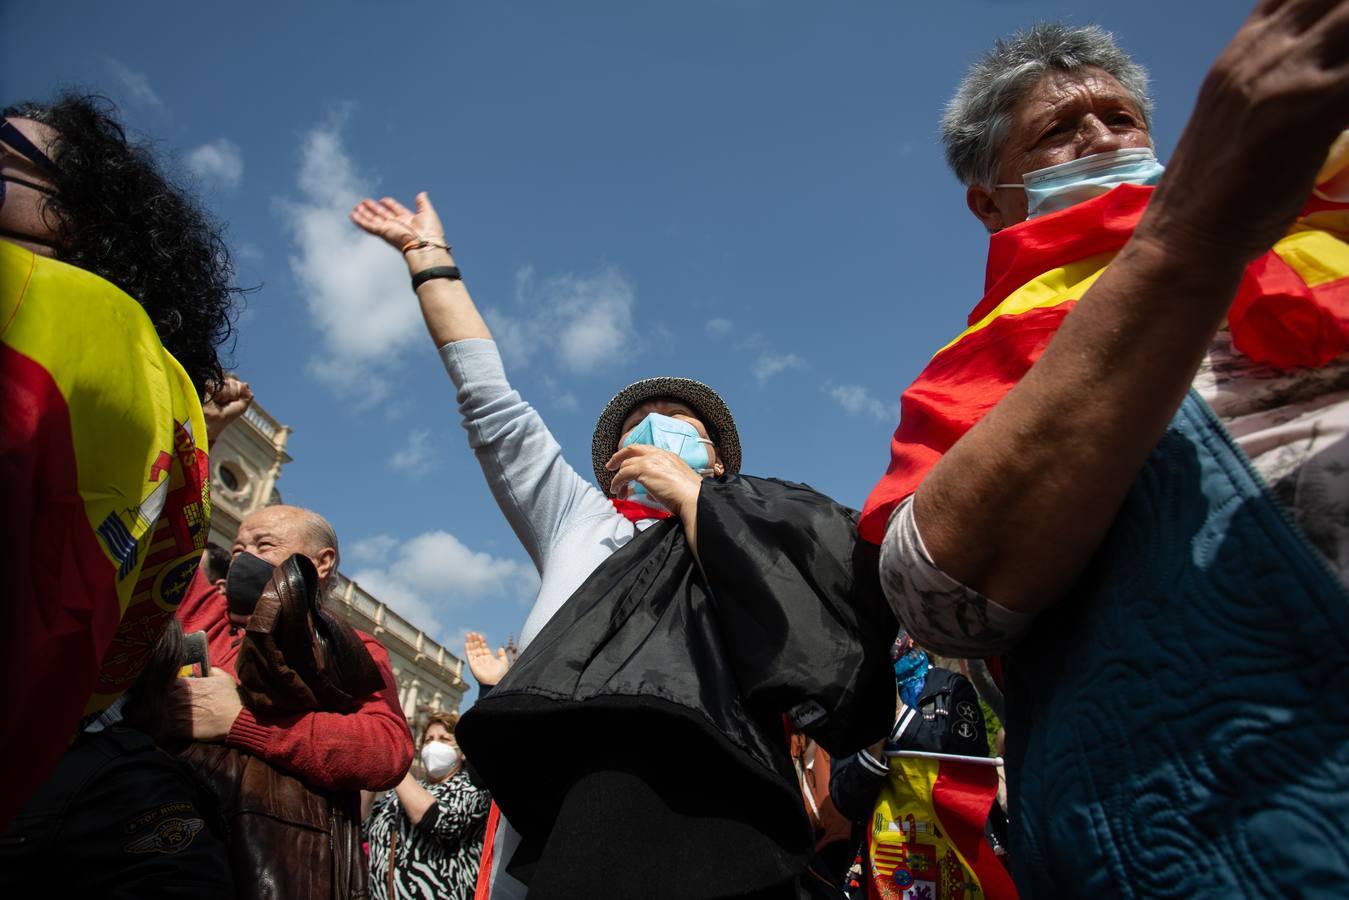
left=0, top=240, right=211, bottom=825
left=858, top=183, right=1349, bottom=544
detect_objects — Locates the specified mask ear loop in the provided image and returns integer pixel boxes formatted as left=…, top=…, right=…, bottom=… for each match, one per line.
left=695, top=437, right=717, bottom=476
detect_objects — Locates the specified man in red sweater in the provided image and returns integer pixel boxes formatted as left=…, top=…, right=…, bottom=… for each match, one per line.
left=170, top=504, right=413, bottom=792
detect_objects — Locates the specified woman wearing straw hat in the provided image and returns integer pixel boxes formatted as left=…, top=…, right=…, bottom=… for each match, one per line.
left=352, top=192, right=896, bottom=900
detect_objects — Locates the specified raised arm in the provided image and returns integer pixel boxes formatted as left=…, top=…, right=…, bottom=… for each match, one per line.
left=914, top=0, right=1349, bottom=613
left=350, top=193, right=491, bottom=346
left=350, top=194, right=617, bottom=571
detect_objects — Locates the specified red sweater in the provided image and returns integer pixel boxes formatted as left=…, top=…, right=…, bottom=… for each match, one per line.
left=176, top=569, right=413, bottom=792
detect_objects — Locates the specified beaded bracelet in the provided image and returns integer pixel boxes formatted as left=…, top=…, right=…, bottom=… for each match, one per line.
left=401, top=237, right=452, bottom=255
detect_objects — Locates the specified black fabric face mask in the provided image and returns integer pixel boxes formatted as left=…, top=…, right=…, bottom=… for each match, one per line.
left=226, top=551, right=276, bottom=619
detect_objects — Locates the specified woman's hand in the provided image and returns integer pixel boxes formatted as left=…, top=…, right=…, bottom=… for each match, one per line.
left=348, top=190, right=491, bottom=346
left=350, top=192, right=447, bottom=260
left=464, top=632, right=511, bottom=687
left=606, top=444, right=704, bottom=516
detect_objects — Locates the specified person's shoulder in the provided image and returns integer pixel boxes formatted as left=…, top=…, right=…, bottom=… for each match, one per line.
left=355, top=629, right=394, bottom=666
left=715, top=474, right=860, bottom=516
left=62, top=728, right=220, bottom=834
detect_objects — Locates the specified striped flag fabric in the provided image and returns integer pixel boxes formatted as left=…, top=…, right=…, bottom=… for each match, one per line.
left=859, top=184, right=1349, bottom=543
left=1, top=240, right=211, bottom=825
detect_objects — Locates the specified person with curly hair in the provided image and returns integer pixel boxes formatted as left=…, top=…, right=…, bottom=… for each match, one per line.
left=1, top=93, right=246, bottom=827
left=1, top=93, right=240, bottom=393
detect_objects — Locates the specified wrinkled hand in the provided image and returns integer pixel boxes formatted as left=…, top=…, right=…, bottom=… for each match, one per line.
left=202, top=376, right=253, bottom=443
left=165, top=670, right=245, bottom=742
left=350, top=192, right=447, bottom=255
left=464, top=631, right=511, bottom=687
left=1144, top=0, right=1349, bottom=261
left=606, top=444, right=704, bottom=516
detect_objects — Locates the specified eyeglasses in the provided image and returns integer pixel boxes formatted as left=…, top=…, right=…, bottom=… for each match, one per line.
left=0, top=120, right=57, bottom=176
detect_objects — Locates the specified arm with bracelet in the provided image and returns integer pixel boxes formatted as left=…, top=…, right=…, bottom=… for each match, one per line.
left=348, top=193, right=620, bottom=585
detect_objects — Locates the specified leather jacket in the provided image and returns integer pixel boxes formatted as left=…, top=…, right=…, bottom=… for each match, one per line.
left=182, top=554, right=387, bottom=900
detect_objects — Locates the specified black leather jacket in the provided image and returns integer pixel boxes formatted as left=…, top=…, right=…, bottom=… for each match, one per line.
left=0, top=724, right=233, bottom=899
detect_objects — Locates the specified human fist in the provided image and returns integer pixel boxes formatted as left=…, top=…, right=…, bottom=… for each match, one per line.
left=203, top=376, right=253, bottom=443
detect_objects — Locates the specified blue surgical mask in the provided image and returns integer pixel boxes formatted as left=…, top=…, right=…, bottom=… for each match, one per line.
left=619, top=412, right=715, bottom=499
left=997, top=147, right=1164, bottom=220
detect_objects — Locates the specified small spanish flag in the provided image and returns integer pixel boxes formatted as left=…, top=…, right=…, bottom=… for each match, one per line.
left=868, top=753, right=1015, bottom=900
left=859, top=184, right=1349, bottom=543
left=1, top=240, right=211, bottom=825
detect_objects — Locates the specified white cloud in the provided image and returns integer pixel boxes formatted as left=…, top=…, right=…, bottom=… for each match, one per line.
left=706, top=318, right=733, bottom=339
left=389, top=428, right=435, bottom=475
left=349, top=534, right=398, bottom=564
left=541, top=375, right=578, bottom=412
left=349, top=530, right=538, bottom=638
left=828, top=384, right=891, bottom=420
left=186, top=138, right=243, bottom=190
left=278, top=118, right=424, bottom=401
left=486, top=264, right=637, bottom=373
left=753, top=351, right=805, bottom=384
left=102, top=58, right=164, bottom=110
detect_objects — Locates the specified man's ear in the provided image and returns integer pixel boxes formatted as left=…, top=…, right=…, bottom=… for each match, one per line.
left=311, top=547, right=338, bottom=585
left=966, top=184, right=1006, bottom=234
left=712, top=461, right=726, bottom=477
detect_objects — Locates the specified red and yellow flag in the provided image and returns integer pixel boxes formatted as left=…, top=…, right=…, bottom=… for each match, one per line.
left=867, top=754, right=1015, bottom=900
left=1, top=240, right=210, bottom=824
left=859, top=184, right=1349, bottom=543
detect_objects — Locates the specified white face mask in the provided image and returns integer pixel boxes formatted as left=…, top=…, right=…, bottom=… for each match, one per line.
left=996, top=147, right=1165, bottom=220
left=421, top=741, right=459, bottom=780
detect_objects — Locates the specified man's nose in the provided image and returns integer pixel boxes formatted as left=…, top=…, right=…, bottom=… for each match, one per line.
left=1078, top=115, right=1124, bottom=157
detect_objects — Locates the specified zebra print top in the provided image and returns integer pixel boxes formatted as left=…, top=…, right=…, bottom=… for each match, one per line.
left=365, top=770, right=491, bottom=900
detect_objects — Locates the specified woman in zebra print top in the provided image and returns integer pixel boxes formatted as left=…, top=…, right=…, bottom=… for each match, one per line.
left=365, top=710, right=491, bottom=900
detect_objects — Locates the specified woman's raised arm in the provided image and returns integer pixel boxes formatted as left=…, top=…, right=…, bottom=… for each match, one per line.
left=350, top=192, right=491, bottom=347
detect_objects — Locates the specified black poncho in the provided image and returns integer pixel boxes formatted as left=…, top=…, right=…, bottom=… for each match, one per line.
left=456, top=475, right=896, bottom=899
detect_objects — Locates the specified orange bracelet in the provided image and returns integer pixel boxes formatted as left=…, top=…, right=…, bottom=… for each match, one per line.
left=401, top=238, right=452, bottom=254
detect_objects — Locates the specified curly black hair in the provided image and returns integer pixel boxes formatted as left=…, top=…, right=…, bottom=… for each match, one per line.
left=3, top=93, right=239, bottom=395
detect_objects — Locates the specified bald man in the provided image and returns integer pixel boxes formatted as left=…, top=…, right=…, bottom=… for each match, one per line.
left=170, top=505, right=413, bottom=792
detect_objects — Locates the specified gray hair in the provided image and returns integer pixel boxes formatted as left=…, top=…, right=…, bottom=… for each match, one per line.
left=941, top=23, right=1153, bottom=188
left=294, top=506, right=341, bottom=600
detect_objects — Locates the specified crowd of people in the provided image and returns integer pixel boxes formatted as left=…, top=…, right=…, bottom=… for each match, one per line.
left=4, top=0, right=1349, bottom=896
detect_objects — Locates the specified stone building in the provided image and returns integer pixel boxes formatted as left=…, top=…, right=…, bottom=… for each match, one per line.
left=207, top=392, right=470, bottom=731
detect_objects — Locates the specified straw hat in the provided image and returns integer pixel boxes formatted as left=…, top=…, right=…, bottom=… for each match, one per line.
left=591, top=376, right=742, bottom=495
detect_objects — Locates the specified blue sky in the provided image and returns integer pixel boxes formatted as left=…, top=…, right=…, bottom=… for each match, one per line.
left=5, top=0, right=1249, bottom=703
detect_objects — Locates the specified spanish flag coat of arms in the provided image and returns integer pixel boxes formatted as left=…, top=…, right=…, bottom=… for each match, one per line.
left=0, top=240, right=210, bottom=824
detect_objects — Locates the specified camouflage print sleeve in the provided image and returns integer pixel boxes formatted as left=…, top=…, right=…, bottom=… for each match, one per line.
left=878, top=497, right=1033, bottom=658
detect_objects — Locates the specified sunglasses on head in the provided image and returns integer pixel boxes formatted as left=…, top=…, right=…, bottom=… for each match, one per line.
left=0, top=120, right=57, bottom=175
left=0, top=119, right=60, bottom=248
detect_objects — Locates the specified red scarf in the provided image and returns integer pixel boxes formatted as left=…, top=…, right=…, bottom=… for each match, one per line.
left=859, top=184, right=1349, bottom=543
left=611, top=498, right=674, bottom=523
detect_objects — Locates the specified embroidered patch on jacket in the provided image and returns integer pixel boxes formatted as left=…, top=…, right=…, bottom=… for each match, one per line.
left=124, top=801, right=205, bottom=855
